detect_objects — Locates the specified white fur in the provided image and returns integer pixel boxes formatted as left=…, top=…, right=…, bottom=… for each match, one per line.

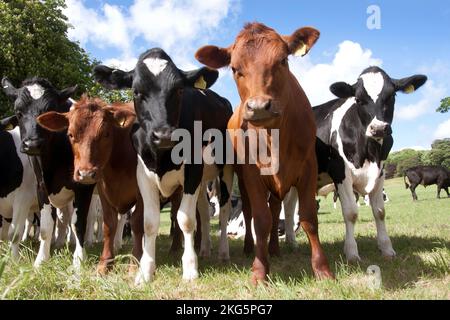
left=26, top=84, right=45, bottom=100
left=34, top=204, right=53, bottom=267
left=143, top=57, right=168, bottom=76
left=360, top=72, right=384, bottom=102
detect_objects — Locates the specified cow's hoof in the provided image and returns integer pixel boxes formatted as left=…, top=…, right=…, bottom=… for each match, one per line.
left=314, top=268, right=335, bottom=280
left=182, top=269, right=199, bottom=281
left=381, top=249, right=396, bottom=260
left=346, top=254, right=362, bottom=263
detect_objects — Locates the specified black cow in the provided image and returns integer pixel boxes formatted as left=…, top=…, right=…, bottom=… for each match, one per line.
left=311, top=66, right=427, bottom=261
left=1, top=77, right=95, bottom=269
left=404, top=165, right=450, bottom=200
left=93, top=48, right=233, bottom=284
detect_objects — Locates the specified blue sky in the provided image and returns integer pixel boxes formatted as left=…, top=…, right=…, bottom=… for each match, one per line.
left=64, top=0, right=450, bottom=151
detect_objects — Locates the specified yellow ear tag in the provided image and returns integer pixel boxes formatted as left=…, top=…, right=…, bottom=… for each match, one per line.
left=294, top=42, right=308, bottom=57
left=194, top=76, right=207, bottom=90
left=5, top=124, right=14, bottom=131
left=404, top=84, right=415, bottom=94
left=117, top=116, right=126, bottom=127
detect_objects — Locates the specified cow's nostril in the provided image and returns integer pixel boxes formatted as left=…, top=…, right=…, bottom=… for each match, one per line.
left=264, top=100, right=271, bottom=110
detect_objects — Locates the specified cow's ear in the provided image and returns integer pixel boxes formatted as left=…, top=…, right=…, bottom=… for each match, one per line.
left=93, top=65, right=134, bottom=90
left=1, top=77, right=18, bottom=100
left=183, top=67, right=219, bottom=90
left=0, top=115, right=18, bottom=131
left=106, top=106, right=136, bottom=129
left=283, top=27, right=320, bottom=57
left=195, top=46, right=231, bottom=69
left=37, top=111, right=69, bottom=132
left=330, top=82, right=356, bottom=99
left=59, top=85, right=77, bottom=101
left=393, top=75, right=427, bottom=94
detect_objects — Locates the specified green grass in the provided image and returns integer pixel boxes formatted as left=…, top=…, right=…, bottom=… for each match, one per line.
left=0, top=177, right=449, bottom=299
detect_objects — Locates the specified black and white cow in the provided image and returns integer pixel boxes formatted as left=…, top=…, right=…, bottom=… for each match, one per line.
left=0, top=117, right=38, bottom=258
left=312, top=66, right=427, bottom=261
left=1, top=77, right=95, bottom=268
left=93, top=48, right=233, bottom=284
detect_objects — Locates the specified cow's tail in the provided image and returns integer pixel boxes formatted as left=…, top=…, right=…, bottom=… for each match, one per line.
left=404, top=173, right=410, bottom=189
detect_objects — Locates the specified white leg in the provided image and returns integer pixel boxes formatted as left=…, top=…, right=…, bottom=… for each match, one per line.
left=178, top=188, right=200, bottom=281
left=96, top=207, right=103, bottom=243
left=197, top=185, right=211, bottom=258
left=337, top=173, right=361, bottom=262
left=283, top=187, right=298, bottom=247
left=114, top=213, right=126, bottom=254
left=54, top=206, right=71, bottom=249
left=135, top=164, right=160, bottom=285
left=10, top=203, right=29, bottom=260
left=70, top=204, right=86, bottom=271
left=369, top=177, right=395, bottom=258
left=84, top=196, right=97, bottom=247
left=22, top=215, right=32, bottom=242
left=34, top=204, right=54, bottom=267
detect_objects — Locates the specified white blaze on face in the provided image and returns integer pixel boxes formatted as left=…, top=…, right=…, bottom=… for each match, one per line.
left=360, top=72, right=384, bottom=102
left=143, top=57, right=168, bottom=76
left=26, top=84, right=45, bottom=100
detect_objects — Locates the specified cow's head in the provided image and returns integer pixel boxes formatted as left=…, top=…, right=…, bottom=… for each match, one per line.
left=36, top=95, right=135, bottom=184
left=195, top=22, right=320, bottom=124
left=330, top=66, right=427, bottom=140
left=93, top=48, right=218, bottom=150
left=1, top=77, right=76, bottom=155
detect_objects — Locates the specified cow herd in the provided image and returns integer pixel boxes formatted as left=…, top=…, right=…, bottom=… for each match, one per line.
left=0, top=22, right=437, bottom=285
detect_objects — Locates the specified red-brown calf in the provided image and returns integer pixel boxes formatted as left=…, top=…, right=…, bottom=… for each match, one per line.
left=37, top=96, right=143, bottom=273
left=196, top=23, right=333, bottom=283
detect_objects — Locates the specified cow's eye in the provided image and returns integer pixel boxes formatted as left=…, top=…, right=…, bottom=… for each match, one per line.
left=68, top=133, right=74, bottom=139
left=281, top=58, right=288, bottom=66
left=177, top=88, right=184, bottom=96
left=232, top=67, right=244, bottom=78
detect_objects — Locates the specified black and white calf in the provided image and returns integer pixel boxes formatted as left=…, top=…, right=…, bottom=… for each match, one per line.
left=312, top=66, right=427, bottom=261
left=1, top=77, right=95, bottom=268
left=93, top=48, right=233, bottom=284
left=0, top=118, right=38, bottom=258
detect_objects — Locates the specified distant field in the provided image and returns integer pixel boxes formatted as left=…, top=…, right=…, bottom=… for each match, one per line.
left=0, top=177, right=448, bottom=299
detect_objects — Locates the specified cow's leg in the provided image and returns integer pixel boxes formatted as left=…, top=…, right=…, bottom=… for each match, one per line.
left=114, top=213, right=127, bottom=254
left=84, top=196, right=98, bottom=247
left=218, top=166, right=233, bottom=261
left=369, top=178, right=395, bottom=259
left=71, top=187, right=94, bottom=270
left=169, top=193, right=183, bottom=253
left=130, top=193, right=144, bottom=270
left=97, top=194, right=117, bottom=275
left=445, top=187, right=450, bottom=197
left=135, top=163, right=160, bottom=285
left=178, top=189, right=201, bottom=280
left=1, top=217, right=10, bottom=241
left=436, top=181, right=443, bottom=199
left=10, top=202, right=29, bottom=260
left=96, top=210, right=103, bottom=243
left=54, top=206, right=71, bottom=249
left=197, top=184, right=211, bottom=258
left=337, top=174, right=361, bottom=262
left=22, top=214, right=32, bottom=242
left=283, top=187, right=298, bottom=247
left=238, top=176, right=254, bottom=255
left=268, top=194, right=281, bottom=257
left=410, top=184, right=419, bottom=201
left=297, top=160, right=333, bottom=279
left=34, top=203, right=54, bottom=267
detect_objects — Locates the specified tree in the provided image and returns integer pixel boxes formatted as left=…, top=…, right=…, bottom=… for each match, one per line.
left=436, top=97, right=450, bottom=113
left=0, top=0, right=95, bottom=116
left=429, top=139, right=450, bottom=169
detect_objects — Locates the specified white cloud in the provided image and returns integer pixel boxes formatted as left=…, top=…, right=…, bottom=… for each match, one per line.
left=64, top=0, right=238, bottom=69
left=289, top=41, right=382, bottom=106
left=396, top=80, right=446, bottom=120
left=434, top=118, right=450, bottom=139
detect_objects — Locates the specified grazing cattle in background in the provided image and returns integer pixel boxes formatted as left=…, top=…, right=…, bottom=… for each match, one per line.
left=196, top=22, right=333, bottom=283
left=310, top=66, right=427, bottom=261
left=37, top=96, right=144, bottom=273
left=93, top=48, right=234, bottom=284
left=0, top=119, right=38, bottom=258
left=404, top=165, right=450, bottom=200
left=1, top=77, right=95, bottom=269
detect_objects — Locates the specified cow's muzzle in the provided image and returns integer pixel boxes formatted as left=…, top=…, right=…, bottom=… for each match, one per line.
left=366, top=120, right=392, bottom=139
left=151, top=129, right=176, bottom=150
left=21, top=138, right=44, bottom=156
left=75, top=169, right=98, bottom=185
left=243, top=97, right=280, bottom=122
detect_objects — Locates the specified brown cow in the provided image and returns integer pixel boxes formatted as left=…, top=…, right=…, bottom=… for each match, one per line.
left=37, top=96, right=143, bottom=273
left=196, top=22, right=333, bottom=283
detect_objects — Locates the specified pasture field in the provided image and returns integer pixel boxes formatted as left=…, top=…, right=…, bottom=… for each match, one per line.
left=0, top=177, right=448, bottom=300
